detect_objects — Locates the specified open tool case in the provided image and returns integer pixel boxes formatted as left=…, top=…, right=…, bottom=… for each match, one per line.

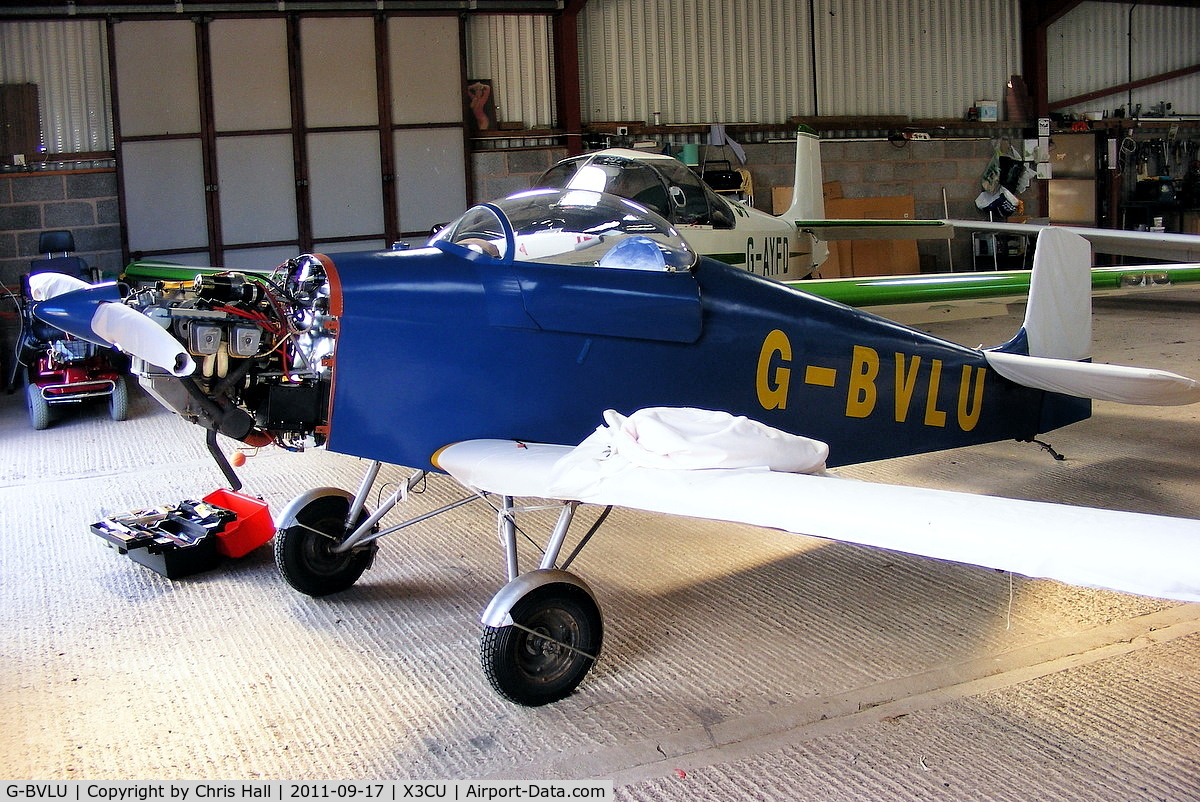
left=91, top=489, right=272, bottom=578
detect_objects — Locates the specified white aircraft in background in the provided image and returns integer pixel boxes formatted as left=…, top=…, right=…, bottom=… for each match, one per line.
left=537, top=129, right=1200, bottom=302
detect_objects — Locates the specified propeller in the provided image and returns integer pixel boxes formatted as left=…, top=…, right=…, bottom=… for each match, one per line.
left=30, top=282, right=196, bottom=377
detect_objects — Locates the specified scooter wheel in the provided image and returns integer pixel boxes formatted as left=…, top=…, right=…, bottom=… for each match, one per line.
left=109, top=375, right=129, bottom=421
left=26, top=382, right=51, bottom=430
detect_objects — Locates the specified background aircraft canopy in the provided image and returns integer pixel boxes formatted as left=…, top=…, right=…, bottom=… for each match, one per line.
left=537, top=153, right=735, bottom=229
left=430, top=188, right=698, bottom=271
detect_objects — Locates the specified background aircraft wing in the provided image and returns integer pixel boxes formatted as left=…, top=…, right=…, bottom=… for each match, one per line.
left=959, top=220, right=1200, bottom=262
left=800, top=217, right=1200, bottom=262
left=434, top=437, right=1200, bottom=604
left=789, top=262, right=1200, bottom=325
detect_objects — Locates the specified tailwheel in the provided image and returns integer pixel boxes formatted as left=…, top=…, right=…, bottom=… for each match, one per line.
left=481, top=581, right=603, bottom=706
left=274, top=494, right=377, bottom=597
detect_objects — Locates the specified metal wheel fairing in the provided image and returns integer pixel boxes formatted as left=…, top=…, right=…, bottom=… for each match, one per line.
left=481, top=582, right=603, bottom=706
left=274, top=493, right=376, bottom=597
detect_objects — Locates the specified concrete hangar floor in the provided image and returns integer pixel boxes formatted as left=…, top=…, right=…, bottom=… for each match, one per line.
left=2, top=287, right=1199, bottom=800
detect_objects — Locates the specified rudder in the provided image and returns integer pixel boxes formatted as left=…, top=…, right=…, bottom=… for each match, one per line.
left=1004, top=227, right=1092, bottom=359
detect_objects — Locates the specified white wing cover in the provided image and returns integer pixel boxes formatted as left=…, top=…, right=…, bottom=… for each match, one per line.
left=435, top=409, right=1200, bottom=604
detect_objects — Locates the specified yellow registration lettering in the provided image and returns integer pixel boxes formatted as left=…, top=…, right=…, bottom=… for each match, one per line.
left=757, top=329, right=791, bottom=410
left=924, top=359, right=947, bottom=427
left=804, top=366, right=837, bottom=387
left=845, top=345, right=879, bottom=418
left=957, top=365, right=987, bottom=431
left=893, top=353, right=921, bottom=422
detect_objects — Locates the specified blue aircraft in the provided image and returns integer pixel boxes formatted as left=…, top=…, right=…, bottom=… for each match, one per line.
left=30, top=188, right=1200, bottom=706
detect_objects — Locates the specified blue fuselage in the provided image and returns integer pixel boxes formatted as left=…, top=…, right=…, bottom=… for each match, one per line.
left=326, top=245, right=1084, bottom=471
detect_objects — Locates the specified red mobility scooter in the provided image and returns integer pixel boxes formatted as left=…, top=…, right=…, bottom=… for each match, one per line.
left=8, top=230, right=128, bottom=429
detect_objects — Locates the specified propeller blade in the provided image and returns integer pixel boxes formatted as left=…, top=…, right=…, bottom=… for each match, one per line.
left=92, top=302, right=196, bottom=377
left=29, top=282, right=122, bottom=346
left=27, top=272, right=92, bottom=301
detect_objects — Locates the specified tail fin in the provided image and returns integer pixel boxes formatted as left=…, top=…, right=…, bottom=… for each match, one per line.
left=1003, top=227, right=1092, bottom=359
left=987, top=226, right=1200, bottom=409
left=781, top=127, right=829, bottom=270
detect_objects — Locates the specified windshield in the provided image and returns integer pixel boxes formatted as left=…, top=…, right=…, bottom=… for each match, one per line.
left=429, top=189, right=697, bottom=271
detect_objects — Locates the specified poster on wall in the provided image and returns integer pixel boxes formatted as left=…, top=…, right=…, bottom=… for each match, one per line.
left=466, top=79, right=496, bottom=132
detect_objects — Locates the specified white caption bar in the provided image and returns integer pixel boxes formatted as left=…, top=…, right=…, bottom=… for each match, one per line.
left=3, top=784, right=613, bottom=802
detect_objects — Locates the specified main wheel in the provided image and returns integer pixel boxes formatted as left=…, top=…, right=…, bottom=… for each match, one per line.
left=108, top=375, right=129, bottom=421
left=274, top=494, right=377, bottom=597
left=26, top=381, right=51, bottom=430
left=481, top=582, right=603, bottom=706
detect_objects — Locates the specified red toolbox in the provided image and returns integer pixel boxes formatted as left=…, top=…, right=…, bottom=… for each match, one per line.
left=203, top=489, right=274, bottom=558
left=91, top=491, right=274, bottom=578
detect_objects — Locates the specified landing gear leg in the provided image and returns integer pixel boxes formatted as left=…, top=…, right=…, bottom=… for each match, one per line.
left=274, top=463, right=478, bottom=597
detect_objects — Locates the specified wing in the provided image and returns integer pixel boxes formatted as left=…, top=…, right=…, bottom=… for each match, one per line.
left=793, top=263, right=1200, bottom=308
left=796, top=218, right=956, bottom=241
left=961, top=219, right=1200, bottom=262
left=435, top=438, right=1200, bottom=604
left=792, top=219, right=1200, bottom=324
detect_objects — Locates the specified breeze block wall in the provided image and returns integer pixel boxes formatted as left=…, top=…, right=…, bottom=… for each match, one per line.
left=0, top=168, right=123, bottom=374
left=0, top=169, right=123, bottom=286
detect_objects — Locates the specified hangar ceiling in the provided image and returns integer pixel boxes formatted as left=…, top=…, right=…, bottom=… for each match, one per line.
left=2, top=0, right=567, bottom=13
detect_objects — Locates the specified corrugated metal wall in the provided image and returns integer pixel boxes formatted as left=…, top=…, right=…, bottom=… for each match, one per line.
left=573, top=0, right=1020, bottom=125
left=0, top=20, right=112, bottom=153
left=5, top=3, right=1199, bottom=158
left=1048, top=2, right=1200, bottom=118
left=813, top=0, right=1019, bottom=118
left=467, top=15, right=556, bottom=129
left=577, top=0, right=814, bottom=125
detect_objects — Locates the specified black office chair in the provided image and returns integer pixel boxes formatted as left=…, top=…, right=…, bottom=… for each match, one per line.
left=30, top=230, right=96, bottom=282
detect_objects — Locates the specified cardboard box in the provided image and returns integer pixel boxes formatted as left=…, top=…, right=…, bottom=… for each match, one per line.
left=823, top=195, right=920, bottom=277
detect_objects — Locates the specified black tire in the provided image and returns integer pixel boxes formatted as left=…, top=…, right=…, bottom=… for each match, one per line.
left=481, top=583, right=603, bottom=706
left=274, top=494, right=377, bottom=597
left=108, top=375, right=129, bottom=421
left=26, top=381, right=51, bottom=430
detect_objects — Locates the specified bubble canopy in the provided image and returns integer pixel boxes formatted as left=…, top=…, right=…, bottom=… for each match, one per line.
left=428, top=188, right=698, bottom=272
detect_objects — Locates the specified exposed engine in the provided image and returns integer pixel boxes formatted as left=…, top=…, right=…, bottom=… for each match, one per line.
left=127, top=255, right=336, bottom=451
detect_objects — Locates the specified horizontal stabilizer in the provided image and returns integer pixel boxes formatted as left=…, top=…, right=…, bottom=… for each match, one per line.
left=798, top=219, right=954, bottom=241
left=986, top=350, right=1200, bottom=406
left=435, top=438, right=1200, bottom=603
